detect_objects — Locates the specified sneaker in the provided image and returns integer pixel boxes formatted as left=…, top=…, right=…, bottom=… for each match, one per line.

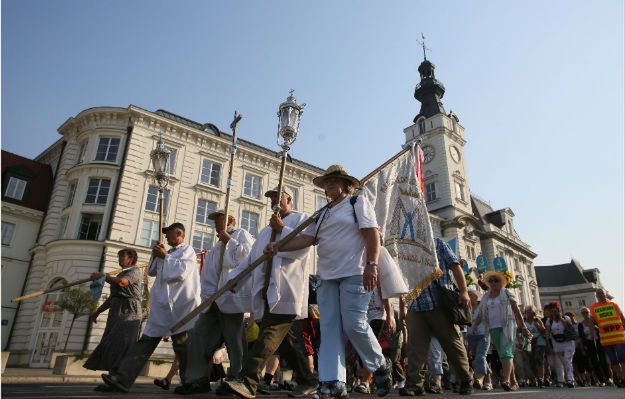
left=482, top=383, right=493, bottom=391
left=318, top=381, right=348, bottom=399
left=458, top=380, right=473, bottom=395
left=174, top=381, right=212, bottom=395
left=398, top=386, right=425, bottom=396
left=101, top=373, right=129, bottom=393
left=223, top=378, right=256, bottom=399
left=354, top=383, right=370, bottom=394
left=566, top=382, right=575, bottom=388
left=288, top=383, right=319, bottom=398
left=374, top=364, right=392, bottom=397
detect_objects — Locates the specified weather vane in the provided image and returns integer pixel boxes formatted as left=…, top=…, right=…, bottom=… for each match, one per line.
left=417, top=32, right=430, bottom=61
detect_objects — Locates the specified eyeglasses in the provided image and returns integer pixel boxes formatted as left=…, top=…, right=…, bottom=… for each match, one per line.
left=487, top=278, right=500, bottom=284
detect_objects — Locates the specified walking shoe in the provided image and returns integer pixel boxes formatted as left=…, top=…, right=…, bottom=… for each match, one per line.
left=101, top=373, right=129, bottom=393
left=154, top=378, right=171, bottom=390
left=398, top=386, right=425, bottom=396
left=93, top=384, right=116, bottom=392
left=537, top=378, right=544, bottom=388
left=174, top=381, right=212, bottom=395
left=223, top=378, right=256, bottom=399
left=373, top=364, right=392, bottom=397
left=566, top=382, right=575, bottom=388
left=472, top=380, right=482, bottom=390
left=458, top=380, right=473, bottom=395
left=354, top=383, right=370, bottom=394
left=318, top=381, right=348, bottom=399
left=395, top=379, right=406, bottom=389
left=288, top=383, right=319, bottom=398
left=482, top=383, right=493, bottom=391
left=425, top=384, right=443, bottom=394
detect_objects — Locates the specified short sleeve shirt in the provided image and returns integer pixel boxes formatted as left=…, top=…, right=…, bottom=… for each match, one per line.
left=407, top=238, right=458, bottom=312
left=111, top=267, right=143, bottom=301
left=303, top=195, right=378, bottom=280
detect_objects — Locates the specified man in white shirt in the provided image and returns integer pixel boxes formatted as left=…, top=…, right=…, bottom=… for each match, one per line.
left=174, top=210, right=254, bottom=395
left=101, top=222, right=201, bottom=393
left=223, top=187, right=318, bottom=399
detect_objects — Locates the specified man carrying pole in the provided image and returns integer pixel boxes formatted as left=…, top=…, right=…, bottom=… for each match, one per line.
left=174, top=111, right=255, bottom=395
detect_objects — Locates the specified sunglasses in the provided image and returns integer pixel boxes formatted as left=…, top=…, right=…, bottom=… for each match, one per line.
left=488, top=279, right=500, bottom=284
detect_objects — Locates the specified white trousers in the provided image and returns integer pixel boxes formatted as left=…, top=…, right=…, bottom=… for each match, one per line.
left=552, top=350, right=575, bottom=383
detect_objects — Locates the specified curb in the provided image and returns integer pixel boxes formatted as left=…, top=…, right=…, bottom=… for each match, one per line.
left=1, top=376, right=156, bottom=384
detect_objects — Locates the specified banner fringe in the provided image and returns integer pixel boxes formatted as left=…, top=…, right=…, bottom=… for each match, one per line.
left=402, top=267, right=444, bottom=303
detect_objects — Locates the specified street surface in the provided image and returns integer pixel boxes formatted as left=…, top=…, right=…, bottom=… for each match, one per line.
left=2, top=384, right=625, bottom=399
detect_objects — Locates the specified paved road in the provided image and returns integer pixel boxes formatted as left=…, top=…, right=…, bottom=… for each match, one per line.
left=2, top=384, right=624, bottom=399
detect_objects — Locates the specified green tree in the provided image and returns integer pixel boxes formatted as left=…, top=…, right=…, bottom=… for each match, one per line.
left=57, top=287, right=98, bottom=352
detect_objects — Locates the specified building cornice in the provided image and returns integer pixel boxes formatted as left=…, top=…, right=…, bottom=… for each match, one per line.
left=1, top=202, right=44, bottom=222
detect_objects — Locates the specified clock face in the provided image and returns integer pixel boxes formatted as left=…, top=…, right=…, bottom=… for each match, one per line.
left=450, top=145, right=461, bottom=163
left=423, top=145, right=435, bottom=164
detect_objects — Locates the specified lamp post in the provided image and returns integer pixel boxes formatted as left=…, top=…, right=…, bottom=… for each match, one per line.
left=262, top=90, right=305, bottom=299
left=150, top=134, right=170, bottom=245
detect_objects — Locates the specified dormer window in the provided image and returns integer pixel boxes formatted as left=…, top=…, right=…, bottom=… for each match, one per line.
left=4, top=177, right=27, bottom=200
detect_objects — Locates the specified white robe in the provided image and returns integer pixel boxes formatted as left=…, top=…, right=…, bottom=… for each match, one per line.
left=201, top=228, right=254, bottom=314
left=229, top=212, right=311, bottom=321
left=144, top=244, right=201, bottom=337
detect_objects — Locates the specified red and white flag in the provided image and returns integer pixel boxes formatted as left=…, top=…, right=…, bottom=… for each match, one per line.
left=413, top=144, right=425, bottom=194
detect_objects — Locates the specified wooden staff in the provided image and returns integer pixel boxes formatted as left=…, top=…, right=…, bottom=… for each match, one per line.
left=11, top=263, right=148, bottom=303
left=171, top=146, right=413, bottom=331
left=218, top=111, right=242, bottom=275
left=261, top=147, right=289, bottom=300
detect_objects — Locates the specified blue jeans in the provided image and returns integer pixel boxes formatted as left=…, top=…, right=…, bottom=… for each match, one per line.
left=467, top=334, right=490, bottom=376
left=428, top=338, right=444, bottom=376
left=317, top=275, right=386, bottom=382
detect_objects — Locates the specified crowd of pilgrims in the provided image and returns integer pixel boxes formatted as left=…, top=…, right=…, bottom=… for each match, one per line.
left=82, top=165, right=625, bottom=396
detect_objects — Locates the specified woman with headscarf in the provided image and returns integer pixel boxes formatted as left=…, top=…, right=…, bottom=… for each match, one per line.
left=473, top=270, right=531, bottom=391
left=264, top=165, right=391, bottom=399
left=85, top=248, right=144, bottom=392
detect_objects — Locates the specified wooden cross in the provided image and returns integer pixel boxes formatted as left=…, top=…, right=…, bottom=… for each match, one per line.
left=417, top=33, right=430, bottom=61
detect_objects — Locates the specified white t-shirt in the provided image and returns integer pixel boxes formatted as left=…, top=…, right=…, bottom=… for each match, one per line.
left=550, top=316, right=576, bottom=353
left=486, top=292, right=505, bottom=329
left=303, top=195, right=378, bottom=280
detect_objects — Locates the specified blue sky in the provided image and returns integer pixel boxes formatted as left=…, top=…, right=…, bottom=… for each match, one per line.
left=2, top=1, right=624, bottom=305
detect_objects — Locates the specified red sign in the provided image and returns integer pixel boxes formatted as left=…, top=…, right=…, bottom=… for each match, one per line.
left=42, top=301, right=58, bottom=313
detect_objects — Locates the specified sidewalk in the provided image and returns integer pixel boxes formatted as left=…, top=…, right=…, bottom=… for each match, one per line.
left=1, top=367, right=181, bottom=384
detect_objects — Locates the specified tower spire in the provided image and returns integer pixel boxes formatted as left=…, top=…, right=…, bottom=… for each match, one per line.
left=413, top=36, right=446, bottom=122
left=417, top=33, right=430, bottom=61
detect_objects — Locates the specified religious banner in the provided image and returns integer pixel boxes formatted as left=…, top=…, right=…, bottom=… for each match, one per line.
left=360, top=146, right=440, bottom=302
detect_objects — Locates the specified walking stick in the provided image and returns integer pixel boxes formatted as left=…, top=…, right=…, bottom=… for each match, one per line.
left=171, top=145, right=412, bottom=332
left=217, top=111, right=242, bottom=277
left=11, top=263, right=148, bottom=302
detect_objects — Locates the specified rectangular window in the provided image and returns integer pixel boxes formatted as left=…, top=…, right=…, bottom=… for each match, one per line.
left=78, top=214, right=102, bottom=240
left=316, top=195, right=328, bottom=210
left=2, top=222, right=15, bottom=245
left=59, top=216, right=68, bottom=239
left=243, top=174, right=261, bottom=199
left=65, top=182, right=77, bottom=208
left=192, top=231, right=214, bottom=253
left=139, top=220, right=160, bottom=247
left=95, top=137, right=121, bottom=162
left=426, top=182, right=437, bottom=202
left=5, top=177, right=27, bottom=200
left=85, top=178, right=111, bottom=204
left=144, top=186, right=170, bottom=216
left=200, top=160, right=222, bottom=187
left=196, top=199, right=217, bottom=225
left=579, top=299, right=586, bottom=306
left=455, top=182, right=465, bottom=201
left=241, top=210, right=259, bottom=236
left=564, top=300, right=573, bottom=308
left=287, top=186, right=299, bottom=210
left=166, top=148, right=177, bottom=175
left=77, top=143, right=87, bottom=164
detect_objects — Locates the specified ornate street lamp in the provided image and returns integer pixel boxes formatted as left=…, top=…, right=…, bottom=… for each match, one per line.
left=150, top=134, right=170, bottom=244
left=276, top=89, right=305, bottom=151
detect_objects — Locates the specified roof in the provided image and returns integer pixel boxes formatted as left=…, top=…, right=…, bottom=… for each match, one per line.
left=535, top=259, right=590, bottom=287
left=1, top=150, right=54, bottom=212
left=470, top=194, right=494, bottom=222
left=154, top=109, right=325, bottom=174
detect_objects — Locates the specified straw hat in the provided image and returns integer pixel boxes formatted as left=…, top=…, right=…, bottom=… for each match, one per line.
left=312, top=164, right=360, bottom=189
left=482, top=270, right=512, bottom=286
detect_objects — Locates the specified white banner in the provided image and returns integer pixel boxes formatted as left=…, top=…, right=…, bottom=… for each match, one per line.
left=360, top=148, right=441, bottom=302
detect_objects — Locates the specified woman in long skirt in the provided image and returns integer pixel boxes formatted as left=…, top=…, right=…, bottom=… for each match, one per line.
left=84, top=248, right=143, bottom=391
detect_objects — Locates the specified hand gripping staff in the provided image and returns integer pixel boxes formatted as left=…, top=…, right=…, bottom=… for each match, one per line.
left=171, top=145, right=413, bottom=332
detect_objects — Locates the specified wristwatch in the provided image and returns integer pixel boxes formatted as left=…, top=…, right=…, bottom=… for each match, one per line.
left=365, top=261, right=378, bottom=267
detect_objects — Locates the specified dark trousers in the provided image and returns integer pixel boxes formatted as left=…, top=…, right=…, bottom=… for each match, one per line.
left=114, top=331, right=189, bottom=389
left=242, top=310, right=317, bottom=394
left=405, top=308, right=472, bottom=388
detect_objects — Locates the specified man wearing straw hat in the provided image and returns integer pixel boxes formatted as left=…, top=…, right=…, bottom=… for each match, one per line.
left=222, top=186, right=318, bottom=399
left=174, top=210, right=254, bottom=395
left=260, top=165, right=392, bottom=399
left=101, top=222, right=200, bottom=393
